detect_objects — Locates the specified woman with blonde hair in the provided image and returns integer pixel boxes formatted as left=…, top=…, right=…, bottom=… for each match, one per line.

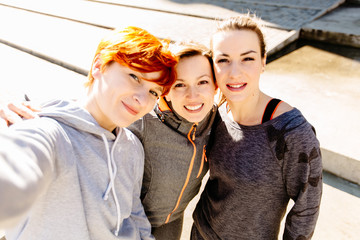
left=192, top=15, right=322, bottom=240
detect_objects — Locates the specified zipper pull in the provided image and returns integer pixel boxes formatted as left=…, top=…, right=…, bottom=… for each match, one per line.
left=203, top=145, right=207, bottom=162
left=192, top=123, right=198, bottom=141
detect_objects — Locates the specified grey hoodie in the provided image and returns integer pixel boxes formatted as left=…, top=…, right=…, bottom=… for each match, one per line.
left=0, top=99, right=153, bottom=240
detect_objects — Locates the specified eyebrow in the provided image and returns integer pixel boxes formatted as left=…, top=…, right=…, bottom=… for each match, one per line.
left=197, top=74, right=211, bottom=79
left=216, top=50, right=257, bottom=57
left=176, top=74, right=211, bottom=81
left=155, top=86, right=163, bottom=93
left=241, top=50, right=257, bottom=56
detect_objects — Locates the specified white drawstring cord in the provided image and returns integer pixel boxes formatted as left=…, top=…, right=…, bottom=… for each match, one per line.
left=101, top=134, right=121, bottom=236
left=102, top=134, right=113, bottom=200
left=110, top=136, right=121, bottom=236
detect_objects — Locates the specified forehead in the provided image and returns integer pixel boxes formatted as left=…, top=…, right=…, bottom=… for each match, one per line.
left=176, top=55, right=212, bottom=78
left=177, top=55, right=210, bottom=70
left=142, top=70, right=162, bottom=80
left=142, top=71, right=163, bottom=92
left=212, top=30, right=260, bottom=54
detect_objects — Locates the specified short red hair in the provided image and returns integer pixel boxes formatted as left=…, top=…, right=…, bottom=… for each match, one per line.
left=86, top=26, right=178, bottom=95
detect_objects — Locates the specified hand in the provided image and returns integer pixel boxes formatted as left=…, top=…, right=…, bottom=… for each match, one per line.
left=0, top=101, right=40, bottom=127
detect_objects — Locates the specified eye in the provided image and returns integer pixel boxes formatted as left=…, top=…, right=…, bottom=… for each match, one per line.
left=199, top=80, right=209, bottom=85
left=149, top=90, right=159, bottom=98
left=244, top=57, right=255, bottom=61
left=174, top=83, right=185, bottom=88
left=216, top=58, right=229, bottom=64
left=130, top=73, right=140, bottom=82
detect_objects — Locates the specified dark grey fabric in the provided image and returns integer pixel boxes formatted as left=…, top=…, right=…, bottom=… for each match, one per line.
left=152, top=213, right=184, bottom=240
left=192, top=106, right=322, bottom=240
left=127, top=102, right=217, bottom=238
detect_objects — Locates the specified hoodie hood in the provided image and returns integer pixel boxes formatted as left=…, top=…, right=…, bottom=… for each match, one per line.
left=39, top=99, right=115, bottom=140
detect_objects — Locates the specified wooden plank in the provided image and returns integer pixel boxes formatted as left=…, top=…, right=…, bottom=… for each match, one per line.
left=0, top=43, right=86, bottom=103
left=0, top=1, right=297, bottom=74
left=302, top=5, right=360, bottom=47
left=84, top=0, right=346, bottom=29
left=215, top=0, right=346, bottom=9
left=0, top=4, right=107, bottom=73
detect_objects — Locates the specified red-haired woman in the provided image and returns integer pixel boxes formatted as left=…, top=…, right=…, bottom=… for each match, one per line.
left=0, top=26, right=177, bottom=240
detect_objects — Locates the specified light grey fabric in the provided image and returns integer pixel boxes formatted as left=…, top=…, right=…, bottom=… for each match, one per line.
left=0, top=99, right=153, bottom=240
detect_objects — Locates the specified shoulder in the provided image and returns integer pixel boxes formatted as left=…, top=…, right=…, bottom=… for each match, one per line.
left=127, top=110, right=160, bottom=140
left=122, top=128, right=143, bottom=149
left=274, top=108, right=319, bottom=147
left=120, top=128, right=145, bottom=164
left=272, top=101, right=293, bottom=119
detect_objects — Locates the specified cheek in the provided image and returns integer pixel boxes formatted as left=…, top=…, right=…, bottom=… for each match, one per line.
left=205, top=87, right=216, bottom=99
left=169, top=90, right=185, bottom=102
left=142, top=98, right=157, bottom=115
left=214, top=66, right=227, bottom=80
left=214, top=74, right=228, bottom=88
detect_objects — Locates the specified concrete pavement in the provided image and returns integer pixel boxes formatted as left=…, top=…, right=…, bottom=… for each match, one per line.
left=0, top=0, right=359, bottom=239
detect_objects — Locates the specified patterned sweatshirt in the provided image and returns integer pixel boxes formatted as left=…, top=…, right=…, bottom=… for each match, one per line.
left=192, top=106, right=322, bottom=240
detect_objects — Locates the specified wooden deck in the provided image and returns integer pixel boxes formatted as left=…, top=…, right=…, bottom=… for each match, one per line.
left=0, top=0, right=345, bottom=75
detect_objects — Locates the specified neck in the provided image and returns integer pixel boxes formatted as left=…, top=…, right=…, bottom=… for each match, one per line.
left=82, top=91, right=116, bottom=132
left=227, top=91, right=270, bottom=126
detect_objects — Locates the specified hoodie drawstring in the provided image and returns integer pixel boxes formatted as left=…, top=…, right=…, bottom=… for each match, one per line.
left=101, top=133, right=121, bottom=236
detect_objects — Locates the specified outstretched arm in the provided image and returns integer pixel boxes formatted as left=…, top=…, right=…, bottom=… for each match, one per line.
left=0, top=120, right=56, bottom=229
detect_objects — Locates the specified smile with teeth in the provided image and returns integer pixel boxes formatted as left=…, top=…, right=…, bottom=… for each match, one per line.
left=184, top=104, right=203, bottom=111
left=227, top=83, right=246, bottom=88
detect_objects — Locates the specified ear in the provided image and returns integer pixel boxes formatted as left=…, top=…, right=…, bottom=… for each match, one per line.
left=164, top=94, right=171, bottom=102
left=261, top=54, right=267, bottom=73
left=91, top=55, right=102, bottom=78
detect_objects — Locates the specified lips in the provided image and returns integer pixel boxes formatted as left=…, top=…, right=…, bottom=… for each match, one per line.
left=122, top=101, right=139, bottom=115
left=184, top=103, right=204, bottom=112
left=227, top=83, right=247, bottom=91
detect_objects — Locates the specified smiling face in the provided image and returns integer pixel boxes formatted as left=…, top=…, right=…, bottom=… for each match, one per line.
left=87, top=60, right=163, bottom=131
left=165, top=55, right=216, bottom=123
left=212, top=30, right=266, bottom=104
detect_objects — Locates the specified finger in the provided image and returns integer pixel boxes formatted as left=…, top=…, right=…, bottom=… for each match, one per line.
left=8, top=102, right=38, bottom=120
left=0, top=106, right=23, bottom=125
left=22, top=101, right=41, bottom=113
left=0, top=117, right=9, bottom=130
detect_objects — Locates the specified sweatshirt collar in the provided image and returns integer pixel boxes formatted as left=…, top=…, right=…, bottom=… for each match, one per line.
left=155, top=97, right=216, bottom=137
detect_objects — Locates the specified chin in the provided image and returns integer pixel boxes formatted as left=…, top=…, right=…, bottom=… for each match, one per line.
left=186, top=116, right=206, bottom=123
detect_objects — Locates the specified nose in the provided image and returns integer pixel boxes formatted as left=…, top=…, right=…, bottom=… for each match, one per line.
left=230, top=62, right=242, bottom=79
left=133, top=88, right=151, bottom=107
left=186, top=86, right=199, bottom=99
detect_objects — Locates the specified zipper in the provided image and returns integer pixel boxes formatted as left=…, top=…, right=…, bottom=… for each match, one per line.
left=165, top=123, right=198, bottom=223
left=196, top=145, right=207, bottom=178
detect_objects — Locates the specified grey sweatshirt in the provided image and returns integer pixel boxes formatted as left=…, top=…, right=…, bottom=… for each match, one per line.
left=0, top=99, right=153, bottom=240
left=128, top=98, right=217, bottom=227
left=192, top=106, right=322, bottom=240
